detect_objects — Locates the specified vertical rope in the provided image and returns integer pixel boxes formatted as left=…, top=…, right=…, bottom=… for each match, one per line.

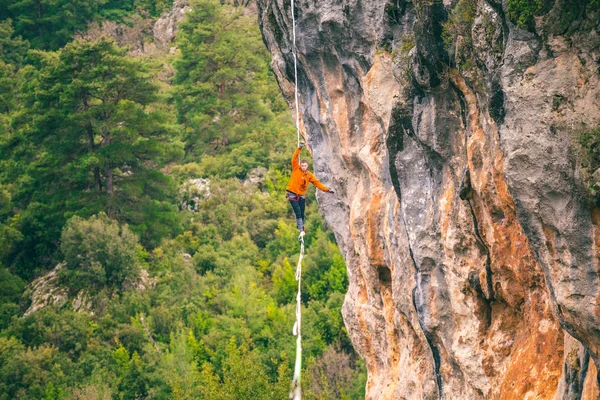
left=290, top=1, right=303, bottom=398
left=291, top=0, right=300, bottom=147
left=290, top=236, right=304, bottom=399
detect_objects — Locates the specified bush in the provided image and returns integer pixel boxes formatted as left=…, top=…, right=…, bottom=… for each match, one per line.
left=442, top=0, right=478, bottom=74
left=198, top=337, right=289, bottom=400
left=0, top=266, right=24, bottom=329
left=6, top=307, right=93, bottom=359
left=507, top=0, right=542, bottom=28
left=578, top=125, right=600, bottom=202
left=303, top=345, right=366, bottom=400
left=442, top=0, right=477, bottom=50
left=0, top=337, right=73, bottom=399
left=60, top=213, right=141, bottom=292
left=579, top=125, right=600, bottom=172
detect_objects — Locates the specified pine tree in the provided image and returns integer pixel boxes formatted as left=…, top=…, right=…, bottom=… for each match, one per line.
left=173, top=0, right=271, bottom=156
left=4, top=38, right=182, bottom=276
left=1, top=0, right=106, bottom=50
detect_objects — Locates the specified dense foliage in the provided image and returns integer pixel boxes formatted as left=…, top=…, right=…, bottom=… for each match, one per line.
left=0, top=0, right=175, bottom=50
left=442, top=0, right=477, bottom=71
left=60, top=213, right=142, bottom=292
left=506, top=0, right=542, bottom=28
left=578, top=124, right=600, bottom=204
left=0, top=0, right=365, bottom=398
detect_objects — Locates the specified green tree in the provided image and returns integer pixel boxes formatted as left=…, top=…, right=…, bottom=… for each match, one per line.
left=60, top=213, right=141, bottom=291
left=198, top=337, right=289, bottom=400
left=3, top=38, right=182, bottom=276
left=0, top=266, right=24, bottom=330
left=25, top=38, right=174, bottom=210
left=272, top=258, right=297, bottom=304
left=0, top=19, right=29, bottom=67
left=0, top=337, right=73, bottom=399
left=1, top=0, right=106, bottom=50
left=302, top=230, right=348, bottom=302
left=112, top=342, right=150, bottom=400
left=6, top=307, right=93, bottom=359
left=507, top=0, right=542, bottom=28
left=101, top=0, right=174, bottom=20
left=173, top=0, right=273, bottom=157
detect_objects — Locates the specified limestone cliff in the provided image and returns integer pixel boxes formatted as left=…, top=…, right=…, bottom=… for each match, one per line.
left=256, top=0, right=600, bottom=398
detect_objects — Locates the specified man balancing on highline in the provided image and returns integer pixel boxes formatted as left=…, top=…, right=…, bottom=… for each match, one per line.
left=286, top=142, right=335, bottom=239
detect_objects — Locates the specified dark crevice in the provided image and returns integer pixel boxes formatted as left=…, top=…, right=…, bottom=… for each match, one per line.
left=450, top=73, right=494, bottom=305
left=488, top=77, right=505, bottom=124
left=459, top=168, right=472, bottom=201
left=385, top=0, right=408, bottom=26
left=410, top=284, right=445, bottom=399
left=405, top=127, right=446, bottom=168
left=467, top=199, right=494, bottom=303
left=380, top=0, right=409, bottom=51
left=579, top=350, right=591, bottom=398
left=403, top=217, right=444, bottom=399
left=413, top=0, right=449, bottom=88
left=387, top=85, right=445, bottom=399
left=483, top=0, right=509, bottom=48
left=561, top=346, right=591, bottom=399
left=457, top=90, right=468, bottom=133
left=387, top=98, right=444, bottom=397
left=386, top=103, right=410, bottom=200
left=377, top=265, right=392, bottom=287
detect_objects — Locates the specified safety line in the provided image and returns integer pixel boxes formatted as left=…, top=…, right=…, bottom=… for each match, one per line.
left=291, top=0, right=300, bottom=147
left=289, top=0, right=303, bottom=398
left=290, top=235, right=304, bottom=399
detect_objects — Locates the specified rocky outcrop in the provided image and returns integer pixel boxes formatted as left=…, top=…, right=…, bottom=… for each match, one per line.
left=244, top=166, right=268, bottom=188
left=257, top=0, right=600, bottom=398
left=24, top=264, right=156, bottom=316
left=154, top=0, right=191, bottom=49
left=24, top=263, right=69, bottom=316
left=178, top=178, right=211, bottom=211
left=76, top=0, right=190, bottom=55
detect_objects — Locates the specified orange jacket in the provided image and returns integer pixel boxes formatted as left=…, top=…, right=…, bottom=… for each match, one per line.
left=286, top=147, right=329, bottom=196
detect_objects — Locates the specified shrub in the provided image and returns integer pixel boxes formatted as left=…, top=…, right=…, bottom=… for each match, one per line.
left=60, top=213, right=141, bottom=292
left=507, top=0, right=542, bottom=28
left=578, top=125, right=600, bottom=202
left=442, top=0, right=480, bottom=81
left=442, top=0, right=477, bottom=51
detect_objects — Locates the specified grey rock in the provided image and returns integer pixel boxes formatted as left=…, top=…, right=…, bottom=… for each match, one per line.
left=244, top=166, right=268, bottom=188
left=153, top=0, right=191, bottom=49
left=178, top=178, right=211, bottom=212
left=24, top=263, right=69, bottom=317
left=25, top=265, right=155, bottom=316
left=258, top=0, right=600, bottom=398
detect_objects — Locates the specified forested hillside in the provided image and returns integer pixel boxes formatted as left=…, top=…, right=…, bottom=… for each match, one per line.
left=0, top=1, right=365, bottom=398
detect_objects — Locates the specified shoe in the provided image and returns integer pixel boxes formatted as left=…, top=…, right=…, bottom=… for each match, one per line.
left=298, top=231, right=305, bottom=240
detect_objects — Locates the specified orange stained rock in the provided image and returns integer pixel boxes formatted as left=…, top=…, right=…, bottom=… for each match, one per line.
left=582, top=357, right=600, bottom=400
left=592, top=208, right=600, bottom=319
left=367, top=191, right=385, bottom=267
left=451, top=69, right=563, bottom=398
left=379, top=275, right=401, bottom=398
left=497, top=292, right=563, bottom=399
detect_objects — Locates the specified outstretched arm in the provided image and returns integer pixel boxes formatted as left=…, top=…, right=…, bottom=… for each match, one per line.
left=291, top=147, right=302, bottom=171
left=308, top=173, right=332, bottom=193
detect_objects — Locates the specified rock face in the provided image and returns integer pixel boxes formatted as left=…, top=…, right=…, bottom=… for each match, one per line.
left=244, top=166, right=268, bottom=188
left=178, top=178, right=211, bottom=211
left=24, top=263, right=69, bottom=317
left=257, top=0, right=600, bottom=398
left=154, top=0, right=191, bottom=49
left=25, top=264, right=156, bottom=316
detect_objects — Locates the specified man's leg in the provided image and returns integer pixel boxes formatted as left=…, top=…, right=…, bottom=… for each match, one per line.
left=289, top=200, right=304, bottom=231
left=299, top=197, right=306, bottom=232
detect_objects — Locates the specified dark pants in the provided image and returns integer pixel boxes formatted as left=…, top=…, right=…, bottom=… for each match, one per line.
left=287, top=191, right=306, bottom=231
